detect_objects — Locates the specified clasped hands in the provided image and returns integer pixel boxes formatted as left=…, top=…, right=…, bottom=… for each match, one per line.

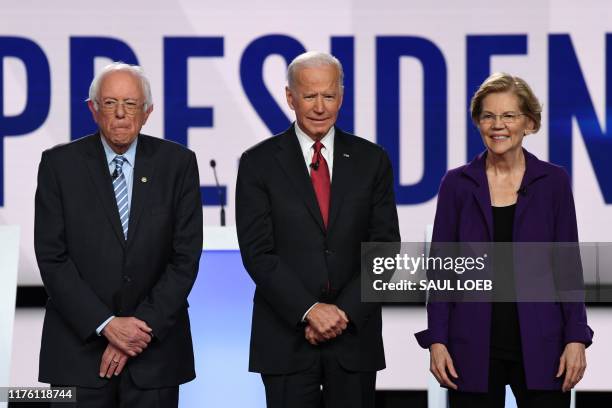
left=304, top=303, right=349, bottom=346
left=99, top=317, right=152, bottom=378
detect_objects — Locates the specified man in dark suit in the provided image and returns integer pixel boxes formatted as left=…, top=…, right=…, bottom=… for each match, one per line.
left=236, top=51, right=400, bottom=408
left=34, top=62, right=202, bottom=407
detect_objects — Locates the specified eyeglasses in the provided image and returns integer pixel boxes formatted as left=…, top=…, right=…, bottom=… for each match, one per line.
left=479, top=112, right=526, bottom=125
left=98, top=99, right=144, bottom=115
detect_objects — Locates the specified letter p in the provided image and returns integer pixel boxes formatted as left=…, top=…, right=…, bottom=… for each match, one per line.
left=0, top=37, right=50, bottom=206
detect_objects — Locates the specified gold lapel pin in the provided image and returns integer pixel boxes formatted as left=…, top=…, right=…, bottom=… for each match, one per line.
left=141, top=177, right=148, bottom=183
left=343, top=153, right=350, bottom=158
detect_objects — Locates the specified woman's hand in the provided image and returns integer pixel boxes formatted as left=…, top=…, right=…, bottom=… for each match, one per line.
left=429, top=343, right=459, bottom=390
left=556, top=342, right=587, bottom=392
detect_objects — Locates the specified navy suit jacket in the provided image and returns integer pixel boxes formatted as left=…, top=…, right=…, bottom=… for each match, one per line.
left=35, top=134, right=203, bottom=388
left=236, top=125, right=400, bottom=374
left=415, top=149, right=593, bottom=392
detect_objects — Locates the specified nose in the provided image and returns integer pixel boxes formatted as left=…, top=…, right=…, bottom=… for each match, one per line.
left=492, top=115, right=505, bottom=128
left=313, top=96, right=325, bottom=114
left=115, top=102, right=126, bottom=118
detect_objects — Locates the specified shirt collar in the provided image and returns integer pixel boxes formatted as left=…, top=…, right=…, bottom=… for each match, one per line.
left=100, top=134, right=138, bottom=168
left=294, top=122, right=335, bottom=153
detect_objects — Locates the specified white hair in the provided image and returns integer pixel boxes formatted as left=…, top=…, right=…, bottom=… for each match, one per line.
left=287, top=51, right=344, bottom=90
left=87, top=62, right=153, bottom=111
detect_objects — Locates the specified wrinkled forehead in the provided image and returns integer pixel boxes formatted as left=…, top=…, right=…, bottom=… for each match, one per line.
left=293, top=65, right=342, bottom=90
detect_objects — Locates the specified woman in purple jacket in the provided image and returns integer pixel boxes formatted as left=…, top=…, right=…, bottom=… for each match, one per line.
left=415, top=73, right=593, bottom=407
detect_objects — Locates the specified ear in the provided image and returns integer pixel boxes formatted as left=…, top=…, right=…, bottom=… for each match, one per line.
left=87, top=100, right=99, bottom=123
left=285, top=86, right=296, bottom=111
left=524, top=117, right=536, bottom=135
left=142, top=104, right=154, bottom=125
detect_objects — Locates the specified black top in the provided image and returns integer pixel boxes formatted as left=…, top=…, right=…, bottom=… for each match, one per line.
left=490, top=204, right=523, bottom=361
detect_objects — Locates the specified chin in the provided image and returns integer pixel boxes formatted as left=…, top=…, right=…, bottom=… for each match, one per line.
left=110, top=138, right=128, bottom=145
left=487, top=146, right=504, bottom=155
left=112, top=132, right=135, bottom=142
left=487, top=145, right=517, bottom=157
left=309, top=124, right=331, bottom=136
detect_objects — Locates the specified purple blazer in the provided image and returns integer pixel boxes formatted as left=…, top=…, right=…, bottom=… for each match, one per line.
left=414, top=149, right=594, bottom=392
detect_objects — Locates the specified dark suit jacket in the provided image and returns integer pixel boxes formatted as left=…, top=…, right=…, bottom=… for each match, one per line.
left=415, top=149, right=594, bottom=392
left=236, top=125, right=400, bottom=374
left=34, top=133, right=203, bottom=388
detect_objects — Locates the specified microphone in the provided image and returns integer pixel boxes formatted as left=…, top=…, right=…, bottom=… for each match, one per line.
left=517, top=186, right=527, bottom=196
left=310, top=160, right=320, bottom=171
left=209, top=159, right=226, bottom=226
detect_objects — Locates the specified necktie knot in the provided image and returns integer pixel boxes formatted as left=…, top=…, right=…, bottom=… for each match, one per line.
left=313, top=141, right=324, bottom=154
left=113, top=155, right=126, bottom=174
left=113, top=155, right=126, bottom=166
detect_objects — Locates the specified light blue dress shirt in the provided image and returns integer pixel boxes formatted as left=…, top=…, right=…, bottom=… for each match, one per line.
left=96, top=135, right=138, bottom=336
left=100, top=135, right=137, bottom=210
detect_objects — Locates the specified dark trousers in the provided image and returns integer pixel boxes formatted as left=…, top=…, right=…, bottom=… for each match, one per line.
left=51, top=369, right=179, bottom=408
left=261, top=347, right=376, bottom=408
left=449, top=358, right=570, bottom=408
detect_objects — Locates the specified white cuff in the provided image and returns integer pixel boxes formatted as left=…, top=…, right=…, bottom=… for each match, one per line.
left=302, top=303, right=319, bottom=322
left=96, top=315, right=115, bottom=336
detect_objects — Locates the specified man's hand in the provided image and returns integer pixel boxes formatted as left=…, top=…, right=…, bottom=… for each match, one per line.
left=101, top=317, right=153, bottom=357
left=99, top=343, right=128, bottom=378
left=305, top=303, right=349, bottom=340
left=305, top=324, right=326, bottom=346
left=429, top=343, right=458, bottom=390
left=557, top=342, right=587, bottom=392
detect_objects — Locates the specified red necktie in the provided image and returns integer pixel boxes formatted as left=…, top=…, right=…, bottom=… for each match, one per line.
left=310, top=141, right=331, bottom=229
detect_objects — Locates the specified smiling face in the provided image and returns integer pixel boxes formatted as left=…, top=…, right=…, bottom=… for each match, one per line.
left=88, top=70, right=153, bottom=154
left=286, top=64, right=343, bottom=140
left=478, top=91, right=535, bottom=157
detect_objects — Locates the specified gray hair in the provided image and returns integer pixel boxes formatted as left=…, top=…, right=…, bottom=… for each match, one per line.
left=287, top=51, right=344, bottom=90
left=87, top=62, right=153, bottom=111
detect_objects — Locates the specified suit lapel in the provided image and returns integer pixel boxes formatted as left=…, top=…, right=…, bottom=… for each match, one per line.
left=274, top=127, right=326, bottom=233
left=473, top=182, right=494, bottom=241
left=463, top=152, right=494, bottom=240
left=463, top=149, right=548, bottom=241
left=127, top=135, right=155, bottom=249
left=514, top=149, right=547, bottom=233
left=82, top=133, right=127, bottom=247
left=327, top=129, right=353, bottom=232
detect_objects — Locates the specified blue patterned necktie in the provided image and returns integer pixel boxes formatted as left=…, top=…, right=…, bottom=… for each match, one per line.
left=112, top=156, right=129, bottom=240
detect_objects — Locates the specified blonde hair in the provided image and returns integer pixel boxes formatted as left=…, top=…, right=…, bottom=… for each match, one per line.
left=470, top=72, right=542, bottom=132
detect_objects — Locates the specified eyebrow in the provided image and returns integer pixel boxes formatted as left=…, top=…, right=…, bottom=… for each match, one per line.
left=102, top=97, right=140, bottom=100
left=102, top=96, right=140, bottom=103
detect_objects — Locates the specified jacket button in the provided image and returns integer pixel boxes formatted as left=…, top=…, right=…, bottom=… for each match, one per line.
left=325, top=249, right=333, bottom=255
left=123, top=275, right=132, bottom=283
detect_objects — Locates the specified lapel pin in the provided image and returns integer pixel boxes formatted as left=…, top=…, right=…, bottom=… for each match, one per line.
left=141, top=177, right=148, bottom=183
left=343, top=153, right=350, bottom=158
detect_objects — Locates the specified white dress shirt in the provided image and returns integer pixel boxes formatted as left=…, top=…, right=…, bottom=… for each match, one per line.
left=295, top=122, right=334, bottom=181
left=294, top=122, right=335, bottom=321
left=95, top=135, right=138, bottom=336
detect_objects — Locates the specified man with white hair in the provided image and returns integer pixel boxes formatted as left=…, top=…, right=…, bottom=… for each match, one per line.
left=34, top=62, right=202, bottom=407
left=236, top=51, right=400, bottom=407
